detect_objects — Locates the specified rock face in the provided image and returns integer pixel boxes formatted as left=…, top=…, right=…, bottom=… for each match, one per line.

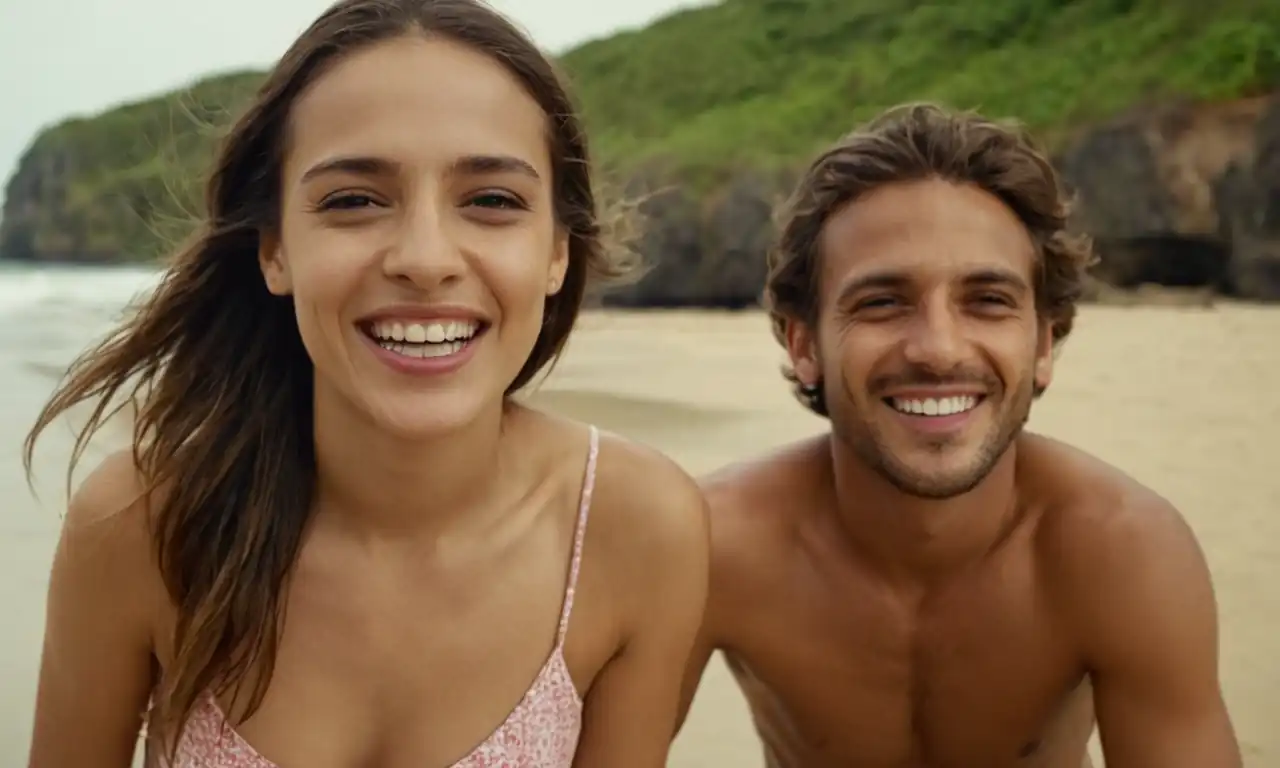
left=1214, top=98, right=1280, bottom=300
left=0, top=70, right=259, bottom=265
left=602, top=171, right=780, bottom=308
left=1055, top=94, right=1278, bottom=300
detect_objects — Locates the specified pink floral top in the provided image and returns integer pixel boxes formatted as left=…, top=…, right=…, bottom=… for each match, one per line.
left=158, top=426, right=600, bottom=768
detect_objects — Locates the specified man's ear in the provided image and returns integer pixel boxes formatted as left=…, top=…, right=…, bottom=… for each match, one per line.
left=258, top=229, right=292, bottom=296
left=1034, top=319, right=1055, bottom=393
left=785, top=317, right=821, bottom=389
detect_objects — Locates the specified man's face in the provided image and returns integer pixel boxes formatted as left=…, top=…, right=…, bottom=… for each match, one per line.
left=786, top=178, right=1054, bottom=499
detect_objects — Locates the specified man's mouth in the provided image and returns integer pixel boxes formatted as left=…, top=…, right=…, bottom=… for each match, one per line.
left=361, top=319, right=486, bottom=359
left=884, top=394, right=984, bottom=417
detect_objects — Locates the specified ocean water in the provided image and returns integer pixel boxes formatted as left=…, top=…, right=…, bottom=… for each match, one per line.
left=0, top=262, right=161, bottom=352
left=0, top=262, right=161, bottom=508
left=0, top=262, right=161, bottom=406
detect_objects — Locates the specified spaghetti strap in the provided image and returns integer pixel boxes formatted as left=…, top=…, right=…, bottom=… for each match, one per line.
left=556, top=425, right=599, bottom=646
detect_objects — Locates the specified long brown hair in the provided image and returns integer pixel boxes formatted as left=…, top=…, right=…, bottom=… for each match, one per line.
left=23, top=0, right=631, bottom=749
left=765, top=103, right=1097, bottom=416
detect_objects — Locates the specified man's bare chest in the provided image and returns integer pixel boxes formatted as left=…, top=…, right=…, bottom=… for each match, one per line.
left=722, top=572, right=1092, bottom=767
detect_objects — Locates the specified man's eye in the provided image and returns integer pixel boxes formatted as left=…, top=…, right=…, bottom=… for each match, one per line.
left=857, top=296, right=900, bottom=309
left=468, top=193, right=523, bottom=209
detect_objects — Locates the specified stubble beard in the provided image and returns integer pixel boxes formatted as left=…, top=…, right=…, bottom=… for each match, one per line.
left=830, top=369, right=1036, bottom=500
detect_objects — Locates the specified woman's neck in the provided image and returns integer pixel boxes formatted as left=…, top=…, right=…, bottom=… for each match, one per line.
left=310, top=386, right=510, bottom=544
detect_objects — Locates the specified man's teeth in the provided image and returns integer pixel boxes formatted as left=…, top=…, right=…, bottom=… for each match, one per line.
left=370, top=319, right=478, bottom=357
left=890, top=395, right=979, bottom=416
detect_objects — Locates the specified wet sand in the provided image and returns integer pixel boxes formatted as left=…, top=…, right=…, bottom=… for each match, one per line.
left=4, top=305, right=1277, bottom=765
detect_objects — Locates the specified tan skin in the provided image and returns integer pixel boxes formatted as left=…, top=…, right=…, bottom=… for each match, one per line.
left=676, top=179, right=1240, bottom=768
left=30, top=36, right=708, bottom=768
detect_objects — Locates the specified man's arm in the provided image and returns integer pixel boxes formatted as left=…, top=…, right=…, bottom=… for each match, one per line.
left=1067, top=492, right=1239, bottom=768
left=571, top=450, right=710, bottom=768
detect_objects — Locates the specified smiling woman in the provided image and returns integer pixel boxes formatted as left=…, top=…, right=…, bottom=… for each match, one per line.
left=22, top=2, right=709, bottom=768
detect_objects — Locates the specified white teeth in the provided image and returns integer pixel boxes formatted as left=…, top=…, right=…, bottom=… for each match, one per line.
left=368, top=318, right=480, bottom=360
left=376, top=340, right=467, bottom=358
left=405, top=323, right=427, bottom=343
left=370, top=319, right=479, bottom=344
left=890, top=395, right=979, bottom=416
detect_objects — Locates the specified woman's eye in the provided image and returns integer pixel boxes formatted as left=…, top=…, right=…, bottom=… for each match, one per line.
left=319, top=193, right=377, bottom=210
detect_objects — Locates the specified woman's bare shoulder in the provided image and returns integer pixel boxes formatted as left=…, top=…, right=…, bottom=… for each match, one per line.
left=53, top=448, right=166, bottom=632
left=580, top=429, right=709, bottom=649
left=589, top=429, right=709, bottom=561
left=61, top=448, right=153, bottom=540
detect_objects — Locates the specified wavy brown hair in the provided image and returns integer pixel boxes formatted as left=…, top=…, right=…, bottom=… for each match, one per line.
left=765, top=102, right=1097, bottom=417
left=22, top=0, right=632, bottom=752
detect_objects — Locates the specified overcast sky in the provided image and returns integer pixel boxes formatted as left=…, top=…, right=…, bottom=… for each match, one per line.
left=0, top=0, right=711, bottom=205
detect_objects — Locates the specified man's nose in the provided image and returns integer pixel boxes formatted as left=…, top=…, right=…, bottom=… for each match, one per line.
left=901, top=299, right=966, bottom=373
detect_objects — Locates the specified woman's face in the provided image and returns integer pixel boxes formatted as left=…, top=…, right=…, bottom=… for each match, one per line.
left=260, top=34, right=568, bottom=438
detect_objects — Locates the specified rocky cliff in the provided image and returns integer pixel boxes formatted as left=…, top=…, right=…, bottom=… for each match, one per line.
left=1216, top=99, right=1280, bottom=300
left=3, top=0, right=1278, bottom=303
left=1056, top=95, right=1280, bottom=300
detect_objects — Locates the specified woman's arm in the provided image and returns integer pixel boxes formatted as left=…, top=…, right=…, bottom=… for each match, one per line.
left=571, top=446, right=710, bottom=768
left=28, top=451, right=161, bottom=768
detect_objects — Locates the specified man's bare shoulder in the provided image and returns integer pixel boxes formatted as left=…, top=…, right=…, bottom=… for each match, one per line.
left=1021, top=434, right=1210, bottom=625
left=1021, top=433, right=1192, bottom=548
left=696, top=434, right=831, bottom=599
left=1018, top=438, right=1235, bottom=763
left=700, top=432, right=830, bottom=526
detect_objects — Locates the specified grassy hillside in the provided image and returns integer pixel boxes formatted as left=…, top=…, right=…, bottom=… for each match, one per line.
left=564, top=0, right=1278, bottom=184
left=1, top=71, right=263, bottom=262
left=1, top=0, right=1277, bottom=262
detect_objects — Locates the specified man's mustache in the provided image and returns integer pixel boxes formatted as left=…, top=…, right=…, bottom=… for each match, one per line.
left=870, top=367, right=999, bottom=394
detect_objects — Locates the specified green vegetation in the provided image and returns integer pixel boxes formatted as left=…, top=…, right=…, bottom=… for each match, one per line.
left=2, top=0, right=1278, bottom=262
left=3, top=70, right=263, bottom=261
left=564, top=0, right=1278, bottom=185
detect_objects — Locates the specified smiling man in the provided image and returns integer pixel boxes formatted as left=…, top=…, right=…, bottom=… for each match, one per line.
left=675, top=104, right=1241, bottom=768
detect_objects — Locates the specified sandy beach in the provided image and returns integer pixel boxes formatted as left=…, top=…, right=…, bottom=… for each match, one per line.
left=3, top=300, right=1278, bottom=766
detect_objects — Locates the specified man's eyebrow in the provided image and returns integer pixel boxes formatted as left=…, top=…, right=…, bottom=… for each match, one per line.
left=964, top=268, right=1030, bottom=292
left=835, top=270, right=912, bottom=304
